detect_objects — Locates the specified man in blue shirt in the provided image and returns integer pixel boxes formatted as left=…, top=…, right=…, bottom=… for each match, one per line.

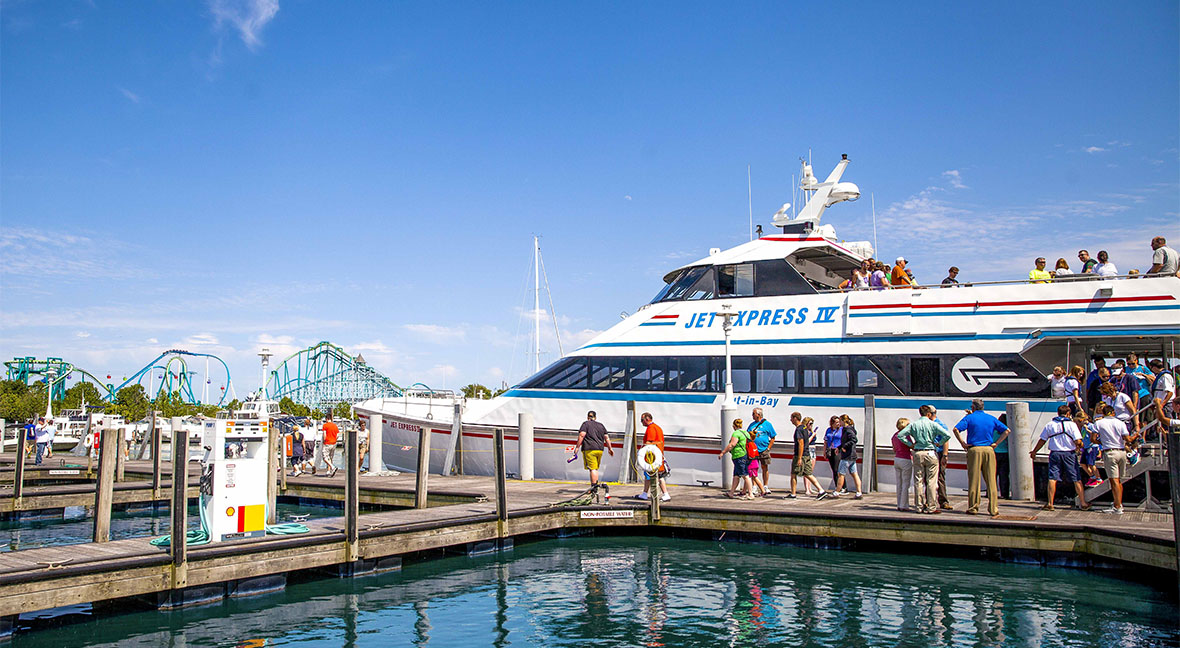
left=749, top=407, right=776, bottom=492
left=952, top=399, right=1009, bottom=517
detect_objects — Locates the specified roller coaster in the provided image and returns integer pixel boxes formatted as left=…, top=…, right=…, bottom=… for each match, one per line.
left=7, top=342, right=400, bottom=411
left=3, top=357, right=115, bottom=402
left=5, top=350, right=235, bottom=406
left=265, top=341, right=403, bottom=411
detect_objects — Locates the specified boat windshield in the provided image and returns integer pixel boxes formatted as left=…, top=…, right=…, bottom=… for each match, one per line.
left=651, top=266, right=715, bottom=303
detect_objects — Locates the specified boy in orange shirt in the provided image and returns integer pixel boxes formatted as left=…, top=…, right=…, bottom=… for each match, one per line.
left=638, top=412, right=670, bottom=502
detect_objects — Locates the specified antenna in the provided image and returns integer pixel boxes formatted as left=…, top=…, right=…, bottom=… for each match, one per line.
left=533, top=235, right=541, bottom=373
left=747, top=165, right=753, bottom=241
left=871, top=193, right=878, bottom=258
left=537, top=243, right=564, bottom=357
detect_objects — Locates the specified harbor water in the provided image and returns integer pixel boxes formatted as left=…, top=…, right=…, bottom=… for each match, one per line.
left=11, top=536, right=1177, bottom=646
left=0, top=501, right=340, bottom=553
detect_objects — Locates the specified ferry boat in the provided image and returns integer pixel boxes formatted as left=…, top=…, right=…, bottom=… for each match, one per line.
left=355, top=155, right=1180, bottom=491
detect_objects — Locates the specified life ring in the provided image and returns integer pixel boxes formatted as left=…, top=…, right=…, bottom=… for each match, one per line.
left=636, top=444, right=663, bottom=474
left=84, top=433, right=94, bottom=447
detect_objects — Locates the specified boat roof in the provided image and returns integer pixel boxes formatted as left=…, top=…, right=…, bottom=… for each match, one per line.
left=663, top=231, right=872, bottom=284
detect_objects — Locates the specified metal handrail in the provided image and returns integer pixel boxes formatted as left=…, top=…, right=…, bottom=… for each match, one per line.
left=816, top=272, right=1177, bottom=294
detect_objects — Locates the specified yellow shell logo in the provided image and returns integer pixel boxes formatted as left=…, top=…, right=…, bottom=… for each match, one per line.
left=226, top=507, right=235, bottom=517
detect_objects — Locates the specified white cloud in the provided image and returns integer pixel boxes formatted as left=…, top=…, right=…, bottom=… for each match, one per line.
left=0, top=227, right=143, bottom=280
left=942, top=169, right=967, bottom=189
left=403, top=323, right=467, bottom=344
left=146, top=338, right=158, bottom=344
left=75, top=331, right=91, bottom=338
left=208, top=0, right=280, bottom=50
left=1084, top=146, right=1106, bottom=154
left=184, top=333, right=220, bottom=346
left=118, top=87, right=140, bottom=103
left=624, top=195, right=633, bottom=201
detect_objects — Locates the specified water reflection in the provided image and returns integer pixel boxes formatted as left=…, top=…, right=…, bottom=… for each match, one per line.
left=12, top=537, right=1177, bottom=647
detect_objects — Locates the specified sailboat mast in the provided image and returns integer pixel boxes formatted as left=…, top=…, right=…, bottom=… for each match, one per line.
left=534, top=235, right=541, bottom=373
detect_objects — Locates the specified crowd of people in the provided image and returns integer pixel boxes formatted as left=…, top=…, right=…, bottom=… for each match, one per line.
left=281, top=412, right=370, bottom=477
left=836, top=236, right=1178, bottom=290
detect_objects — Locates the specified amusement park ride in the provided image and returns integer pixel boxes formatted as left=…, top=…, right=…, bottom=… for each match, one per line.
left=3, top=341, right=403, bottom=412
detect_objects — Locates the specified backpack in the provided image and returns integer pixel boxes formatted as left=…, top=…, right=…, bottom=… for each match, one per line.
left=744, top=430, right=759, bottom=458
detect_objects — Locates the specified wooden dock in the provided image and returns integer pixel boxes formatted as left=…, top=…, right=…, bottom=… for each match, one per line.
left=0, top=468, right=1174, bottom=625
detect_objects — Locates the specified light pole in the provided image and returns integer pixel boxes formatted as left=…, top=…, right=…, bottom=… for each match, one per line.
left=714, top=305, right=738, bottom=489
left=45, top=368, right=58, bottom=419
left=258, top=348, right=273, bottom=398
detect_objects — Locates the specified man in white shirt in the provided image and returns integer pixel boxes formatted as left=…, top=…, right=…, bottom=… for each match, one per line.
left=34, top=417, right=56, bottom=465
left=1092, top=403, right=1138, bottom=515
left=1149, top=359, right=1176, bottom=405
left=1049, top=366, right=1067, bottom=399
left=1148, top=236, right=1178, bottom=276
left=1094, top=250, right=1118, bottom=278
left=1029, top=404, right=1090, bottom=511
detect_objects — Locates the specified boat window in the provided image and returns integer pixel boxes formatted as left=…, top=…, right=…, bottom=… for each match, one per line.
left=590, top=358, right=627, bottom=390
left=717, top=264, right=754, bottom=298
left=626, top=357, right=668, bottom=391
left=909, top=358, right=942, bottom=395
left=850, top=357, right=888, bottom=394
left=654, top=266, right=715, bottom=302
left=755, top=356, right=796, bottom=394
left=710, top=356, right=754, bottom=393
left=519, top=357, right=587, bottom=389
left=801, top=357, right=850, bottom=394
left=754, top=259, right=818, bottom=296
left=669, top=356, right=710, bottom=391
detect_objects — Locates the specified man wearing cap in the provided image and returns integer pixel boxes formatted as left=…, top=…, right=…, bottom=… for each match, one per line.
left=34, top=416, right=56, bottom=465
left=891, top=257, right=916, bottom=287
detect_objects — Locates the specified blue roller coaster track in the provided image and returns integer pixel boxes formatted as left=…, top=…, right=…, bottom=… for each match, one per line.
left=112, top=350, right=235, bottom=406
left=265, top=341, right=402, bottom=411
left=3, top=357, right=115, bottom=401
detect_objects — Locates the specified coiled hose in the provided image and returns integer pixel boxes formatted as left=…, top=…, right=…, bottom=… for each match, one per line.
left=150, top=497, right=308, bottom=546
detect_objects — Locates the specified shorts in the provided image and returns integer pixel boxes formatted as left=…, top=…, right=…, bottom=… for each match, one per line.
left=838, top=458, right=858, bottom=476
left=359, top=439, right=369, bottom=455
left=732, top=456, right=750, bottom=477
left=289, top=455, right=304, bottom=467
left=1081, top=447, right=1099, bottom=466
left=747, top=458, right=761, bottom=477
left=1047, top=450, right=1079, bottom=483
left=792, top=455, right=814, bottom=477
left=583, top=449, right=603, bottom=471
left=1102, top=449, right=1129, bottom=480
left=756, top=450, right=771, bottom=467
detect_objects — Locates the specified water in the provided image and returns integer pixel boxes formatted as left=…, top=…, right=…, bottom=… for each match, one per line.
left=0, top=501, right=339, bottom=552
left=11, top=536, right=1176, bottom=646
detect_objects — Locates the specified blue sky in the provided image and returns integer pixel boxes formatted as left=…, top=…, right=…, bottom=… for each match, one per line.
left=2, top=1, right=1177, bottom=397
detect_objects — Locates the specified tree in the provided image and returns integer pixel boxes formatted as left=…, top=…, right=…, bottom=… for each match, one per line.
left=333, top=401, right=352, bottom=420
left=60, top=382, right=105, bottom=411
left=112, top=384, right=150, bottom=422
left=492, top=386, right=509, bottom=398
left=462, top=383, right=492, bottom=399
left=0, top=380, right=47, bottom=422
left=278, top=396, right=309, bottom=417
left=224, top=399, right=242, bottom=412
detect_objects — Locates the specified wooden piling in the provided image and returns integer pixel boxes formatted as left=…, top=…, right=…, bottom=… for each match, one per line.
left=115, top=425, right=127, bottom=483
left=267, top=420, right=278, bottom=524
left=170, top=416, right=188, bottom=576
left=345, top=422, right=359, bottom=558
left=493, top=427, right=507, bottom=522
left=92, top=416, right=118, bottom=543
left=151, top=411, right=162, bottom=496
left=13, top=422, right=27, bottom=502
left=619, top=400, right=636, bottom=484
left=414, top=425, right=430, bottom=509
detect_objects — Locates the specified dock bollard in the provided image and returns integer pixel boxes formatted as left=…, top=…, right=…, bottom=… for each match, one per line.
left=518, top=412, right=534, bottom=481
left=368, top=413, right=383, bottom=474
left=721, top=405, right=736, bottom=489
left=1006, top=402, right=1034, bottom=501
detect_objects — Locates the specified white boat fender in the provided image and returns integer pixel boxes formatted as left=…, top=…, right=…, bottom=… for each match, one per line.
left=636, top=444, right=663, bottom=474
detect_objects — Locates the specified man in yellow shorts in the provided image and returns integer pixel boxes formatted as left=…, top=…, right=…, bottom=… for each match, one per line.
left=574, top=411, right=613, bottom=491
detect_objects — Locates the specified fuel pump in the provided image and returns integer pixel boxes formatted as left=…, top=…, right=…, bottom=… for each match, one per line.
left=201, top=418, right=269, bottom=542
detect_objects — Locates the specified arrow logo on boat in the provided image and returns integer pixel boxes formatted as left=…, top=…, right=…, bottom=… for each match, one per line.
left=951, top=357, right=1032, bottom=394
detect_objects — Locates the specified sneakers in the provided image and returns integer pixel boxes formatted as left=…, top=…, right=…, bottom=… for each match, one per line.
left=1100, top=507, right=1125, bottom=515
left=637, top=491, right=650, bottom=500
left=741, top=493, right=755, bottom=500
left=660, top=493, right=671, bottom=502
left=853, top=492, right=864, bottom=500
left=785, top=493, right=797, bottom=499
left=815, top=492, right=829, bottom=501
left=1085, top=478, right=1102, bottom=488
